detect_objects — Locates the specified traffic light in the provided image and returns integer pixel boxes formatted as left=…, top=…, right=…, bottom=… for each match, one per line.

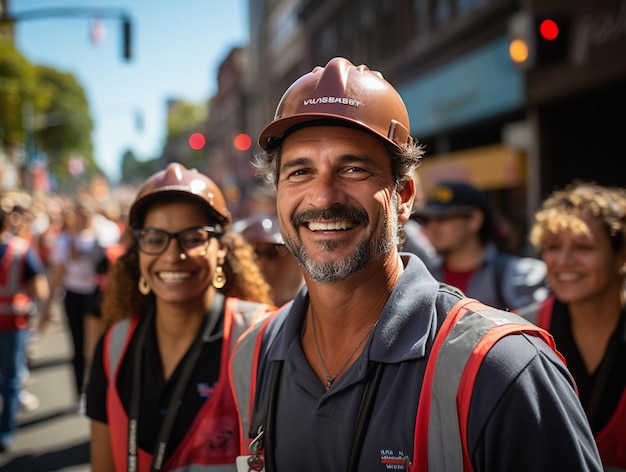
left=122, top=16, right=132, bottom=60
left=233, top=133, right=252, bottom=151
left=508, top=12, right=569, bottom=70
left=535, top=16, right=568, bottom=65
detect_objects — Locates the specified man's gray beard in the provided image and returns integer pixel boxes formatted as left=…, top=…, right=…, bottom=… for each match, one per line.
left=284, top=210, right=399, bottom=283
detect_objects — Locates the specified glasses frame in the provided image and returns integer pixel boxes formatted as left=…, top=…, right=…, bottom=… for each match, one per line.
left=416, top=211, right=474, bottom=225
left=253, top=243, right=290, bottom=260
left=134, top=225, right=224, bottom=256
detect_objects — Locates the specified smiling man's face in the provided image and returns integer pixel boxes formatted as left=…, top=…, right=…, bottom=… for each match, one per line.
left=276, top=125, right=411, bottom=283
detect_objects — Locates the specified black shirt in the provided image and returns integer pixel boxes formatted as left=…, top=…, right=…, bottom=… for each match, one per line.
left=549, top=299, right=626, bottom=434
left=85, top=308, right=223, bottom=461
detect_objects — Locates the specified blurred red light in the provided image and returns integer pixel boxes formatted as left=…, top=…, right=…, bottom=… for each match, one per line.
left=188, top=132, right=206, bottom=150
left=539, top=19, right=559, bottom=41
left=234, top=133, right=252, bottom=151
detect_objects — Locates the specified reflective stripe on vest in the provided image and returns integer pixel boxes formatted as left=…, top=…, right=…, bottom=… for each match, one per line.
left=230, top=298, right=561, bottom=470
left=104, top=298, right=273, bottom=471
left=414, top=298, right=561, bottom=472
left=229, top=303, right=287, bottom=454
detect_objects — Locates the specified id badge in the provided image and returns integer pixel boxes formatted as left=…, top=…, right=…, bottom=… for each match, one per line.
left=236, top=455, right=265, bottom=472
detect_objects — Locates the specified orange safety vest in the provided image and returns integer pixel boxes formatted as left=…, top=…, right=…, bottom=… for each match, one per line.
left=230, top=298, right=562, bottom=471
left=0, top=236, right=34, bottom=331
left=104, top=297, right=272, bottom=472
left=524, top=295, right=626, bottom=470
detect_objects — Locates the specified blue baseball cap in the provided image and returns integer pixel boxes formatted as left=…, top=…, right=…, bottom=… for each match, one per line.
left=415, top=182, right=489, bottom=218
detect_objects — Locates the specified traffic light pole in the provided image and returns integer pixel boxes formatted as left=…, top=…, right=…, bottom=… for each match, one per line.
left=0, top=1, right=133, bottom=61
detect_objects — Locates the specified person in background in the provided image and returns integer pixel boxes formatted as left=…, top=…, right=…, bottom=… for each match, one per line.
left=235, top=213, right=304, bottom=306
left=4, top=203, right=44, bottom=411
left=85, top=163, right=275, bottom=471
left=414, top=181, right=548, bottom=311
left=229, top=57, right=602, bottom=471
left=36, top=196, right=65, bottom=270
left=518, top=181, right=626, bottom=470
left=43, top=195, right=120, bottom=408
left=401, top=172, right=437, bottom=268
left=0, top=207, right=50, bottom=452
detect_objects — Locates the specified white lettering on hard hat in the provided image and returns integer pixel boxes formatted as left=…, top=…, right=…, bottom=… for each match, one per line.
left=190, top=179, right=207, bottom=194
left=303, top=97, right=362, bottom=107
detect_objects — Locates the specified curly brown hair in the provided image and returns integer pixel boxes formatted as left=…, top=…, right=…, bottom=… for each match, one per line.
left=530, top=181, right=626, bottom=253
left=100, top=226, right=275, bottom=331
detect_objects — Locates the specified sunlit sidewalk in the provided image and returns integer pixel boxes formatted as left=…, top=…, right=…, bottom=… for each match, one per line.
left=0, top=304, right=90, bottom=472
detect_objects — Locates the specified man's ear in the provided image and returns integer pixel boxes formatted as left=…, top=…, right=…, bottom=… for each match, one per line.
left=397, top=178, right=416, bottom=223
left=468, top=210, right=485, bottom=233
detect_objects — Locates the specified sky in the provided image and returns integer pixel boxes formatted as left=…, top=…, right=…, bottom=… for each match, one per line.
left=10, top=0, right=249, bottom=182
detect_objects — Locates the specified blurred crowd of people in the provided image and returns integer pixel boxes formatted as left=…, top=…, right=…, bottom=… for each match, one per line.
left=0, top=189, right=130, bottom=451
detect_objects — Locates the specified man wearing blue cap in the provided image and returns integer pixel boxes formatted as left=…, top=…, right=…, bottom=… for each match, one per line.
left=415, top=181, right=548, bottom=311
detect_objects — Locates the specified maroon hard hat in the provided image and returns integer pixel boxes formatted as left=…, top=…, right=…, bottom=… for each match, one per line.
left=258, top=57, right=413, bottom=151
left=234, top=213, right=284, bottom=245
left=129, top=163, right=231, bottom=227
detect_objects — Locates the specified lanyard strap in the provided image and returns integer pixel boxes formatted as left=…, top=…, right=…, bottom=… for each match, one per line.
left=347, top=362, right=384, bottom=472
left=127, top=293, right=225, bottom=472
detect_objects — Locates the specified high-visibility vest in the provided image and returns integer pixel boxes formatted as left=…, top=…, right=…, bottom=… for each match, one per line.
left=0, top=236, right=34, bottom=331
left=104, top=297, right=273, bottom=472
left=521, top=295, right=626, bottom=470
left=230, top=298, right=562, bottom=471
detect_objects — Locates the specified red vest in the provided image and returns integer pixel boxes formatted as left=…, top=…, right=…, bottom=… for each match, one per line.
left=413, top=298, right=561, bottom=471
left=230, top=298, right=562, bottom=470
left=0, top=236, right=33, bottom=331
left=531, top=296, right=626, bottom=470
left=104, top=297, right=272, bottom=471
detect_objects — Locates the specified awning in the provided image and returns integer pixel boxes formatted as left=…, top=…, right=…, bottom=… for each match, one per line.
left=416, top=144, right=526, bottom=192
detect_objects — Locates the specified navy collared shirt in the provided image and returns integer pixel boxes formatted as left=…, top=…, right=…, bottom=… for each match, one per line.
left=250, top=253, right=602, bottom=471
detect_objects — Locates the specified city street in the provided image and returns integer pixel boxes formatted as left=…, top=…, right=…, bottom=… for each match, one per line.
left=0, top=308, right=90, bottom=472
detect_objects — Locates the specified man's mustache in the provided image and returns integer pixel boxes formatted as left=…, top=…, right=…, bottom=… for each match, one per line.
left=292, top=206, right=369, bottom=226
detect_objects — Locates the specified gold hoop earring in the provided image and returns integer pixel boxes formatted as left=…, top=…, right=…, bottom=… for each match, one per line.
left=212, top=265, right=226, bottom=289
left=138, top=276, right=151, bottom=295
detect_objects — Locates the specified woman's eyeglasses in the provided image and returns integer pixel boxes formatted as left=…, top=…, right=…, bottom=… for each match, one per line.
left=254, top=243, right=290, bottom=260
left=134, top=225, right=223, bottom=256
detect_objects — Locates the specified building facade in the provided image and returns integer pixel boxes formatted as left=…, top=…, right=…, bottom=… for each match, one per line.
left=206, top=0, right=626, bottom=253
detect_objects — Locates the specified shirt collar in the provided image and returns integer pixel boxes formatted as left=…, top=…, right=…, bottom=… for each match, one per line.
left=274, top=254, right=441, bottom=364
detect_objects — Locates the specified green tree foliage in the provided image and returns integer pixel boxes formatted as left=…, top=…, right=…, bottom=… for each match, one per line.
left=120, top=149, right=159, bottom=184
left=0, top=40, right=36, bottom=146
left=163, top=99, right=209, bottom=170
left=0, top=40, right=98, bottom=187
left=34, top=65, right=96, bottom=182
left=166, top=100, right=207, bottom=144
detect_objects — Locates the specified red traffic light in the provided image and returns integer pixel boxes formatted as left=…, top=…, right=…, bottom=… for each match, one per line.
left=233, top=133, right=252, bottom=151
left=539, top=19, right=559, bottom=41
left=188, top=132, right=206, bottom=150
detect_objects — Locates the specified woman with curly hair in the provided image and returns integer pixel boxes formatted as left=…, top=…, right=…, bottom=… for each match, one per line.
left=520, top=181, right=626, bottom=470
left=85, top=163, right=275, bottom=472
